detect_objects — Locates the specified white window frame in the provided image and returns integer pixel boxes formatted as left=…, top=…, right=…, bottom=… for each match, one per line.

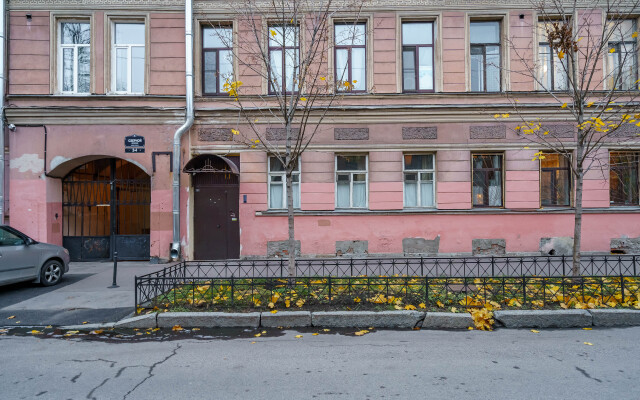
left=335, top=154, right=368, bottom=209
left=111, top=21, right=146, bottom=94
left=267, top=156, right=301, bottom=210
left=58, top=20, right=91, bottom=94
left=403, top=153, right=436, bottom=208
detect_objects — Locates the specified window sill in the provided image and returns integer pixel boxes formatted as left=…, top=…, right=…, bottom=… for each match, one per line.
left=256, top=207, right=640, bottom=216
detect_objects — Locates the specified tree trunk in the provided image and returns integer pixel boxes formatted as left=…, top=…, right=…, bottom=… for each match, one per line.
left=286, top=169, right=296, bottom=277
left=572, top=169, right=584, bottom=277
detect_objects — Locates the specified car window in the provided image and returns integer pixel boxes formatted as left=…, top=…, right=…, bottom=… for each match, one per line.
left=0, top=228, right=25, bottom=246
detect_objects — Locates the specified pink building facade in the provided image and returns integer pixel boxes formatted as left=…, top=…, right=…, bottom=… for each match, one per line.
left=4, top=0, right=640, bottom=261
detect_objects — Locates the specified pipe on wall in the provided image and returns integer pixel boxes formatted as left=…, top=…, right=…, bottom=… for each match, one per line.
left=0, top=0, right=6, bottom=224
left=171, top=0, right=194, bottom=260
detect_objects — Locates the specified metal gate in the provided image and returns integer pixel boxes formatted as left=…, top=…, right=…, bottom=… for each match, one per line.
left=62, top=158, right=151, bottom=261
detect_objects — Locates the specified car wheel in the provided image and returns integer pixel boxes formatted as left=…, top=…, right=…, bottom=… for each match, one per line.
left=40, top=260, right=63, bottom=286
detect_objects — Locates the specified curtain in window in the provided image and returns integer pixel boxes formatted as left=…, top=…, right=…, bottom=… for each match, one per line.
left=404, top=176, right=418, bottom=207
left=488, top=171, right=502, bottom=206
left=351, top=48, right=366, bottom=90
left=485, top=46, right=500, bottom=91
left=270, top=50, right=283, bottom=91
left=270, top=182, right=283, bottom=209
left=336, top=49, right=349, bottom=83
left=353, top=181, right=366, bottom=207
left=421, top=181, right=434, bottom=206
left=336, top=179, right=350, bottom=208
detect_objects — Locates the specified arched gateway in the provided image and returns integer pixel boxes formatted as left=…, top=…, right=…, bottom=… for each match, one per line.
left=62, top=158, right=151, bottom=261
left=185, top=154, right=240, bottom=260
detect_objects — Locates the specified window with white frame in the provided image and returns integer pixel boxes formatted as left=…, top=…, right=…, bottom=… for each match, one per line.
left=336, top=155, right=367, bottom=208
left=470, top=21, right=501, bottom=92
left=268, top=157, right=300, bottom=209
left=59, top=22, right=91, bottom=94
left=403, top=154, right=435, bottom=207
left=538, top=21, right=569, bottom=91
left=112, top=22, right=145, bottom=94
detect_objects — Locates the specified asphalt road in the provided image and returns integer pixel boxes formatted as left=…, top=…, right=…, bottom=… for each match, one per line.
left=0, top=326, right=638, bottom=399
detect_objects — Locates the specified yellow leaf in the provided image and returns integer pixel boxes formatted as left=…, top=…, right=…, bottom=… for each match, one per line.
left=90, top=330, right=104, bottom=335
left=172, top=325, right=183, bottom=331
left=323, top=329, right=330, bottom=332
left=493, top=114, right=500, bottom=119
left=66, top=330, right=79, bottom=335
left=300, top=97, right=307, bottom=101
left=530, top=329, right=540, bottom=333
left=583, top=327, right=592, bottom=330
left=353, top=297, right=361, bottom=303
left=312, top=333, right=319, bottom=336
left=557, top=50, right=565, bottom=59
left=270, top=29, right=277, bottom=37
left=7, top=316, right=15, bottom=319
left=295, top=335, right=303, bottom=338
left=192, top=328, right=200, bottom=331
left=251, top=341, right=256, bottom=344
left=584, top=342, right=593, bottom=346
left=436, top=300, right=445, bottom=308
left=296, top=299, right=305, bottom=308
left=523, top=146, right=530, bottom=149
left=30, top=330, right=42, bottom=335
left=82, top=321, right=88, bottom=324
left=605, top=108, right=613, bottom=111
left=262, top=330, right=266, bottom=334
left=468, top=327, right=474, bottom=330
left=254, top=333, right=261, bottom=337
left=633, top=31, right=638, bottom=38
left=231, top=129, right=239, bottom=135
left=561, top=103, right=567, bottom=108
left=268, top=302, right=275, bottom=309
left=353, top=80, right=358, bottom=83
left=45, top=325, right=52, bottom=329
left=320, top=77, right=326, bottom=81
left=450, top=307, right=458, bottom=313
left=502, top=113, right=510, bottom=118
left=609, top=48, right=616, bottom=53
left=270, top=310, right=278, bottom=314
left=405, top=305, right=417, bottom=310
left=587, top=102, right=594, bottom=107
left=418, top=303, right=426, bottom=309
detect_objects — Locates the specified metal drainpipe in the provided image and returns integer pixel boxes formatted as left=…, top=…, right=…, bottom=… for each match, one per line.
left=170, top=0, right=194, bottom=261
left=0, top=0, right=6, bottom=224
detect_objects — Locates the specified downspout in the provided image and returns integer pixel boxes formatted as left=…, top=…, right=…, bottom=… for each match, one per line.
left=171, top=0, right=194, bottom=260
left=0, top=0, right=6, bottom=224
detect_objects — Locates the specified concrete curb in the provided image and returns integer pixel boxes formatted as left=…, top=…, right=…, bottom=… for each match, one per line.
left=261, top=311, right=312, bottom=328
left=114, top=313, right=157, bottom=329
left=422, top=312, right=474, bottom=329
left=157, top=312, right=261, bottom=328
left=104, top=309, right=640, bottom=330
left=311, top=311, right=424, bottom=328
left=494, top=310, right=592, bottom=328
left=59, top=322, right=116, bottom=331
left=589, top=309, right=640, bottom=327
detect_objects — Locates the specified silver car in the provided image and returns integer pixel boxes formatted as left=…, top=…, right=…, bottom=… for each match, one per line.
left=0, top=225, right=70, bottom=287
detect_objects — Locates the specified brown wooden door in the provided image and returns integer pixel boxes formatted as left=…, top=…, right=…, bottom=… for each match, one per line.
left=193, top=173, right=240, bottom=260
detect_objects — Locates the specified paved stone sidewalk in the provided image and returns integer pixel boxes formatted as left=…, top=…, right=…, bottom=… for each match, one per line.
left=0, top=261, right=163, bottom=326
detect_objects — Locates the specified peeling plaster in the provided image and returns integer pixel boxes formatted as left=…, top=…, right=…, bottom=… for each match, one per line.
left=10, top=154, right=44, bottom=174
left=50, top=156, right=71, bottom=172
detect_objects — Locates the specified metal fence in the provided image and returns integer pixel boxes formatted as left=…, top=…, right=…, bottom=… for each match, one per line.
left=135, top=255, right=640, bottom=310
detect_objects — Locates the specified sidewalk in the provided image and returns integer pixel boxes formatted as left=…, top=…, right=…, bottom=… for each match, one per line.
left=0, top=261, right=163, bottom=326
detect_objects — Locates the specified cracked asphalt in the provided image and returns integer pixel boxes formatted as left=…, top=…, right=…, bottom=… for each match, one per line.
left=1, top=326, right=639, bottom=399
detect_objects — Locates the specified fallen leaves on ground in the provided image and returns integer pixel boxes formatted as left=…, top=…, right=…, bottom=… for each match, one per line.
left=583, top=327, right=592, bottom=330
left=29, top=330, right=42, bottom=335
left=90, top=330, right=104, bottom=335
left=584, top=342, right=593, bottom=346
left=172, top=325, right=183, bottom=331
left=354, top=330, right=369, bottom=336
left=7, top=316, right=15, bottom=319
left=470, top=308, right=494, bottom=331
left=295, top=335, right=303, bottom=338
left=530, top=329, right=540, bottom=333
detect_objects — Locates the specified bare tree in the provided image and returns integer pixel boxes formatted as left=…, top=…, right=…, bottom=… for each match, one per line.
left=204, top=0, right=366, bottom=276
left=506, top=0, right=640, bottom=275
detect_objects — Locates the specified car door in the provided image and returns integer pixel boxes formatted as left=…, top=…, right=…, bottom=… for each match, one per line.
left=0, top=227, right=38, bottom=284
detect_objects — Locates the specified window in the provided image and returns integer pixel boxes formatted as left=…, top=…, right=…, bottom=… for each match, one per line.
left=112, top=22, right=145, bottom=94
left=538, top=22, right=569, bottom=91
left=606, top=19, right=638, bottom=90
left=58, top=22, right=91, bottom=94
left=472, top=154, right=503, bottom=207
left=610, top=152, right=639, bottom=206
left=336, top=155, right=367, bottom=208
left=268, top=157, right=300, bottom=209
left=268, top=25, right=299, bottom=94
left=202, top=26, right=233, bottom=95
left=403, top=154, right=435, bottom=207
left=402, top=22, right=434, bottom=92
left=0, top=227, right=25, bottom=247
left=470, top=21, right=501, bottom=92
left=334, top=23, right=366, bottom=92
left=541, top=153, right=571, bottom=206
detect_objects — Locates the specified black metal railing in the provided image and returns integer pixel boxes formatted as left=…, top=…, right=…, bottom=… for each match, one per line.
left=134, top=255, right=640, bottom=311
